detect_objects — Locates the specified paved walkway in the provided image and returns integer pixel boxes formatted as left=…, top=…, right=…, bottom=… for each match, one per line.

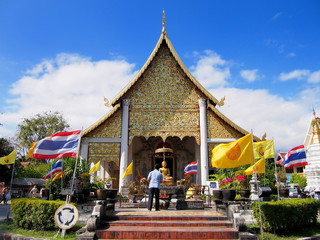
left=0, top=202, right=11, bottom=222
left=113, top=207, right=224, bottom=216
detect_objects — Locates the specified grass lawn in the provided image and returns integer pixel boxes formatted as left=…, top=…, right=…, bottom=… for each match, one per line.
left=0, top=219, right=84, bottom=240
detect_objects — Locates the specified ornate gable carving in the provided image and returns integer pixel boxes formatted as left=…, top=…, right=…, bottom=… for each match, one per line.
left=125, top=42, right=205, bottom=144
left=86, top=107, right=122, bottom=138
left=207, top=109, right=244, bottom=139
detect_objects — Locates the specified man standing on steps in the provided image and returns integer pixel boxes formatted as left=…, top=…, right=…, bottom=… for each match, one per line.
left=147, top=163, right=164, bottom=211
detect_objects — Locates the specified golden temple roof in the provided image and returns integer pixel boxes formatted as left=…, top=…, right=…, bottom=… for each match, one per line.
left=82, top=15, right=260, bottom=142
left=82, top=103, right=120, bottom=136
left=110, top=24, right=219, bottom=107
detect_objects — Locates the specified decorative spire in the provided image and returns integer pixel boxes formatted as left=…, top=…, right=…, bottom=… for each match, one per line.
left=312, top=118, right=320, bottom=144
left=162, top=9, right=166, bottom=34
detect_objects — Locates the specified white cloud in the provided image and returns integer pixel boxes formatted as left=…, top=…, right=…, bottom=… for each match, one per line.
left=208, top=87, right=312, bottom=152
left=190, top=50, right=230, bottom=88
left=1, top=51, right=319, bottom=153
left=279, top=69, right=310, bottom=81
left=279, top=69, right=320, bottom=83
left=190, top=51, right=316, bottom=152
left=0, top=53, right=137, bottom=137
left=240, top=69, right=262, bottom=82
left=308, top=70, right=320, bottom=83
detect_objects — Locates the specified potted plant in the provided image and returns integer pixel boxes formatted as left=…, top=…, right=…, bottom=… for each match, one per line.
left=128, top=181, right=138, bottom=195
left=93, top=176, right=107, bottom=200
left=80, top=172, right=91, bottom=197
left=235, top=170, right=250, bottom=198
left=220, top=177, right=236, bottom=201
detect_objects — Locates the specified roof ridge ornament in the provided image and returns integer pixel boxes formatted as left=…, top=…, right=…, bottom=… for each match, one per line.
left=162, top=9, right=166, bottom=34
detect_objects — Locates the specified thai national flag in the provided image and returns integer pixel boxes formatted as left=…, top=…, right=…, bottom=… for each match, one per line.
left=284, top=145, right=307, bottom=169
left=184, top=161, right=198, bottom=175
left=33, top=130, right=81, bottom=159
left=44, top=159, right=62, bottom=180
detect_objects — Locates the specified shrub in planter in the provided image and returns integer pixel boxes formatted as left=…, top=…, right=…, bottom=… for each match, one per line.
left=252, top=198, right=320, bottom=233
left=11, top=198, right=65, bottom=231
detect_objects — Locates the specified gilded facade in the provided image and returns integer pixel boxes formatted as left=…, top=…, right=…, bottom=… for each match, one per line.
left=85, top=106, right=122, bottom=139
left=125, top=42, right=203, bottom=144
left=80, top=18, right=255, bottom=187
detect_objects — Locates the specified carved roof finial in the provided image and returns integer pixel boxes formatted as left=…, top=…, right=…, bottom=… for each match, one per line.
left=162, top=9, right=166, bottom=34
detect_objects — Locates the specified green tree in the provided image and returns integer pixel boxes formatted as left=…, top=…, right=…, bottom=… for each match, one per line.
left=0, top=138, right=15, bottom=183
left=16, top=111, right=70, bottom=155
left=0, top=138, right=14, bottom=156
left=290, top=173, right=307, bottom=188
left=45, top=158, right=90, bottom=198
left=16, top=162, right=48, bottom=178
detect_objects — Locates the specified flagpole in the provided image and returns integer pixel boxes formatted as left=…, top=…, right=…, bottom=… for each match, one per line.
left=62, top=130, right=82, bottom=239
left=251, top=131, right=264, bottom=240
left=7, top=161, right=15, bottom=220
left=49, top=160, right=52, bottom=200
left=274, top=151, right=280, bottom=200
left=69, top=129, right=83, bottom=204
left=61, top=157, right=63, bottom=193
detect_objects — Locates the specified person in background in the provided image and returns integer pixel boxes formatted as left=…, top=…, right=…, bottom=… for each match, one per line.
left=5, top=188, right=11, bottom=203
left=39, top=188, right=44, bottom=199
left=1, top=187, right=8, bottom=204
left=147, top=163, right=164, bottom=211
left=30, top=185, right=38, bottom=198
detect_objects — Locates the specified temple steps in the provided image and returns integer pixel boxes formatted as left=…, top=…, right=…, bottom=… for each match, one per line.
left=104, top=219, right=233, bottom=228
left=95, top=210, right=240, bottom=239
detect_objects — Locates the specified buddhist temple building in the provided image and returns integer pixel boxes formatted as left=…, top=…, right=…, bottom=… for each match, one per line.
left=79, top=12, right=259, bottom=190
left=304, top=117, right=320, bottom=191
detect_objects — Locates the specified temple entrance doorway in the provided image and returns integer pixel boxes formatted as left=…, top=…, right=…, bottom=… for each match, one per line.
left=130, top=136, right=199, bottom=184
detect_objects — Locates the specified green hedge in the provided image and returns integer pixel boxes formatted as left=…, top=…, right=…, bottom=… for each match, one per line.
left=252, top=198, right=320, bottom=233
left=11, top=198, right=65, bottom=231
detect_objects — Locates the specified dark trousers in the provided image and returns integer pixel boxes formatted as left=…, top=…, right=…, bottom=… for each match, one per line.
left=148, top=187, right=160, bottom=211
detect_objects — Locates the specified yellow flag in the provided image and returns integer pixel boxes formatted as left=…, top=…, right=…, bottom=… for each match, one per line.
left=0, top=150, right=16, bottom=165
left=244, top=158, right=265, bottom=175
left=122, top=162, right=133, bottom=180
left=52, top=172, right=62, bottom=181
left=211, top=134, right=254, bottom=168
left=89, top=161, right=100, bottom=175
left=27, top=142, right=38, bottom=158
left=254, top=140, right=275, bottom=159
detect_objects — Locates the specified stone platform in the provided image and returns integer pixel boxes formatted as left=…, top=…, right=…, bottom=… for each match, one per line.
left=86, top=208, right=239, bottom=239
left=76, top=207, right=257, bottom=239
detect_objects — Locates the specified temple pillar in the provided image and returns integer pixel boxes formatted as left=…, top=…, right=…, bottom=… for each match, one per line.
left=100, top=160, right=105, bottom=179
left=199, top=99, right=208, bottom=186
left=80, top=138, right=89, bottom=160
left=195, top=142, right=201, bottom=185
left=119, top=99, right=130, bottom=191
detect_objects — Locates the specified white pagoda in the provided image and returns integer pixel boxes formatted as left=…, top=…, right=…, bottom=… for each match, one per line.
left=304, top=117, right=320, bottom=191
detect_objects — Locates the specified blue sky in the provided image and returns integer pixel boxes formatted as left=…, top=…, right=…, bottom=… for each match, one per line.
left=0, top=1, right=319, bottom=152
